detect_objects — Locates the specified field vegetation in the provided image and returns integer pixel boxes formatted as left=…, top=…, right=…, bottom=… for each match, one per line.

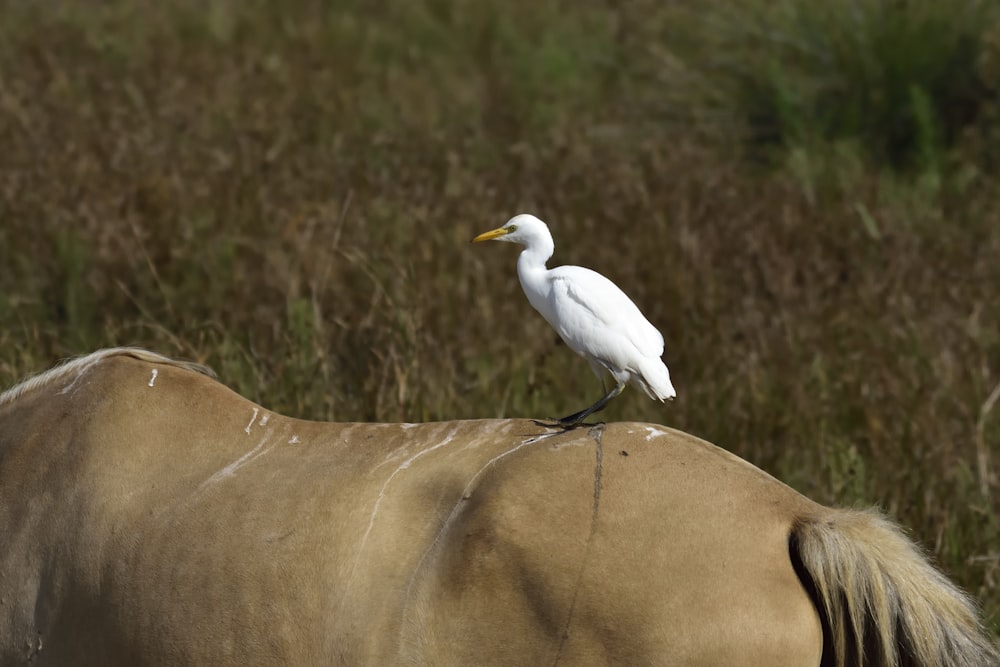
left=1, top=0, right=998, bottom=627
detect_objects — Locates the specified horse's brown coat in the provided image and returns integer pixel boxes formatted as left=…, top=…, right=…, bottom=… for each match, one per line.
left=0, top=350, right=994, bottom=665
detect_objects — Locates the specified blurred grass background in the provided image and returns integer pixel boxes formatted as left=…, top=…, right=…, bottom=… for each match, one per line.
left=0, top=0, right=998, bottom=627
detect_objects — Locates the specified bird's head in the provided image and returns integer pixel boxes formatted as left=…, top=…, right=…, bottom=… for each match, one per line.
left=472, top=214, right=549, bottom=246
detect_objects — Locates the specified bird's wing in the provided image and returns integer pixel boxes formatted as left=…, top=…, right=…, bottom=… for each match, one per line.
left=547, top=266, right=664, bottom=363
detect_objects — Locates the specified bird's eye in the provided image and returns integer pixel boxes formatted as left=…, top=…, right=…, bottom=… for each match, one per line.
left=506, top=225, right=518, bottom=233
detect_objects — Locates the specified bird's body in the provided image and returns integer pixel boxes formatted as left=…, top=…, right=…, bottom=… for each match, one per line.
left=473, top=214, right=674, bottom=425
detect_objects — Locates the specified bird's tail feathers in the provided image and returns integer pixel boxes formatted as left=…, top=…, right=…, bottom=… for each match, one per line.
left=633, top=358, right=675, bottom=402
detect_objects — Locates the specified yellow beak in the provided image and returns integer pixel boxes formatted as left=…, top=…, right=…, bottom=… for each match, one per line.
left=472, top=226, right=510, bottom=243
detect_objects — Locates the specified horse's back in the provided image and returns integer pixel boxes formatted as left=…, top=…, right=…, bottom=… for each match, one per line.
left=5, top=348, right=962, bottom=666
left=405, top=421, right=823, bottom=665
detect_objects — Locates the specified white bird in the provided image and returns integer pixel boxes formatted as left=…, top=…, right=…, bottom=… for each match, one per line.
left=473, top=213, right=675, bottom=426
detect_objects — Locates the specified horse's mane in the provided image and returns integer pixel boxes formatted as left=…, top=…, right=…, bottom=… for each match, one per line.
left=0, top=347, right=215, bottom=407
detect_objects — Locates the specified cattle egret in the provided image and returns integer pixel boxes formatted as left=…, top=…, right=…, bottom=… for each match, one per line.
left=473, top=213, right=675, bottom=426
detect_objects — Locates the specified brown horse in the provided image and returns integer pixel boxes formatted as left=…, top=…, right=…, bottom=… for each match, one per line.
left=0, top=348, right=996, bottom=666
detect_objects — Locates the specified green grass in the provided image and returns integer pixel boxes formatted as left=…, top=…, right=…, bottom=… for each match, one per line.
left=0, top=0, right=998, bottom=630
left=663, top=0, right=998, bottom=173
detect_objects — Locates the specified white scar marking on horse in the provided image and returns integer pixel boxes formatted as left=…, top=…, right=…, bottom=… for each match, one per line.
left=403, top=431, right=560, bottom=605
left=372, top=423, right=452, bottom=473
left=458, top=433, right=497, bottom=454
left=259, top=414, right=270, bottom=427
left=56, top=358, right=104, bottom=395
left=397, top=429, right=457, bottom=472
left=400, top=423, right=418, bottom=430
left=147, top=369, right=158, bottom=387
left=244, top=407, right=260, bottom=434
left=201, top=434, right=274, bottom=487
left=288, top=435, right=300, bottom=444
left=372, top=446, right=411, bottom=473
left=645, top=426, right=668, bottom=441
left=339, top=426, right=462, bottom=614
left=338, top=424, right=359, bottom=445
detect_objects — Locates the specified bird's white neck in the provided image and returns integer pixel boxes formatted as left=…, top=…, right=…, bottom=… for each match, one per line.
left=516, top=238, right=554, bottom=311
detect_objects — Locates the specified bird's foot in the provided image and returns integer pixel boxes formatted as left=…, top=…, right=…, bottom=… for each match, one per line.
left=531, top=418, right=566, bottom=429
left=532, top=417, right=602, bottom=430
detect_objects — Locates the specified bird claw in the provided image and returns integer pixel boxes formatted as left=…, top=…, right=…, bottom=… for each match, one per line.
left=532, top=417, right=602, bottom=430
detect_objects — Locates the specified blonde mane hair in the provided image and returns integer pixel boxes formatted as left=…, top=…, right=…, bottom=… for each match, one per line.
left=0, top=347, right=215, bottom=407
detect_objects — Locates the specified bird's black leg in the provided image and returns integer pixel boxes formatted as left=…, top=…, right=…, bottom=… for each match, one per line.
left=557, top=381, right=625, bottom=427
